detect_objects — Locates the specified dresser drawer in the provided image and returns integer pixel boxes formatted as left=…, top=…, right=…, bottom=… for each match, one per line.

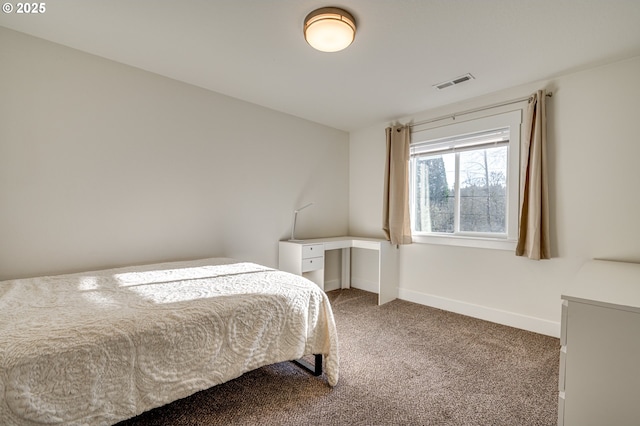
left=302, top=244, right=324, bottom=259
left=302, top=256, right=323, bottom=272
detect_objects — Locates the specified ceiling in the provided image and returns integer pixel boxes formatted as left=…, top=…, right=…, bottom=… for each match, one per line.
left=2, top=1, right=640, bottom=131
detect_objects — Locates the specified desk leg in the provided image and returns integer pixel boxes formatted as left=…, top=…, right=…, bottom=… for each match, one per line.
left=341, top=247, right=351, bottom=289
left=378, top=242, right=399, bottom=305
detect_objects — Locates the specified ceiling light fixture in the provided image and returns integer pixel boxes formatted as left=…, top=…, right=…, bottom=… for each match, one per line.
left=304, top=7, right=356, bottom=53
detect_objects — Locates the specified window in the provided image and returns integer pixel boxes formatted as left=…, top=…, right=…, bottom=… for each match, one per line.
left=409, top=111, right=521, bottom=250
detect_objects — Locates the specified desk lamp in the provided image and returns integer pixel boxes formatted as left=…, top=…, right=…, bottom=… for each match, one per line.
left=289, top=203, right=313, bottom=241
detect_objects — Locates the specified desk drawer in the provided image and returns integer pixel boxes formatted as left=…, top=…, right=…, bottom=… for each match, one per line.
left=302, top=244, right=324, bottom=259
left=302, top=256, right=323, bottom=272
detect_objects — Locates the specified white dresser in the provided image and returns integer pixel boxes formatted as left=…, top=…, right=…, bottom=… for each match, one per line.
left=559, top=260, right=640, bottom=426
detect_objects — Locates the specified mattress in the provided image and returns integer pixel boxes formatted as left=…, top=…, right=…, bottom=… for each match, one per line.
left=0, top=258, right=339, bottom=425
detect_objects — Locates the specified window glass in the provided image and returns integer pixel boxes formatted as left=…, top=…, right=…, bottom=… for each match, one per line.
left=458, top=146, right=507, bottom=233
left=412, top=153, right=455, bottom=233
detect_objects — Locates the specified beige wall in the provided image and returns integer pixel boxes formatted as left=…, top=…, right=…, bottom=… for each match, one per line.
left=349, top=56, right=640, bottom=336
left=0, top=27, right=349, bottom=280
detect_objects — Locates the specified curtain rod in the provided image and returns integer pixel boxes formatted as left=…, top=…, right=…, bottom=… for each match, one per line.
left=409, top=92, right=553, bottom=128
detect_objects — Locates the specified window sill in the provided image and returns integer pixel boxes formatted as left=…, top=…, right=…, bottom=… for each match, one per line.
left=411, top=234, right=517, bottom=251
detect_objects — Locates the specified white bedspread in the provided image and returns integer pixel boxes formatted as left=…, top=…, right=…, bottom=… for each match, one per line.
left=0, top=258, right=339, bottom=425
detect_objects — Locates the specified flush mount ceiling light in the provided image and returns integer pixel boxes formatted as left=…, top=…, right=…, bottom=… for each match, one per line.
left=304, top=7, right=356, bottom=52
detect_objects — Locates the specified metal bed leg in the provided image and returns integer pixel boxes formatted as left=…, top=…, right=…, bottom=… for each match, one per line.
left=292, top=354, right=322, bottom=376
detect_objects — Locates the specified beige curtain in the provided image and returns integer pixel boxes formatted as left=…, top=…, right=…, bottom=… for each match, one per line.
left=383, top=124, right=412, bottom=245
left=516, top=90, right=550, bottom=259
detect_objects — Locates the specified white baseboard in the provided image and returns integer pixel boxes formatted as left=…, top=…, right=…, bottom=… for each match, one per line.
left=324, top=279, right=341, bottom=292
left=350, top=278, right=378, bottom=294
left=326, top=278, right=377, bottom=293
left=398, top=288, right=560, bottom=338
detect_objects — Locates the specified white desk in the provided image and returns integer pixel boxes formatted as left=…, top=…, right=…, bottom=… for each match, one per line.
left=278, top=236, right=399, bottom=305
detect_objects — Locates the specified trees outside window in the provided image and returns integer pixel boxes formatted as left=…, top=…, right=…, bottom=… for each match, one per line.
left=412, top=144, right=507, bottom=236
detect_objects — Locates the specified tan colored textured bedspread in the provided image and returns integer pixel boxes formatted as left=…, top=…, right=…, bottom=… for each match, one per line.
left=0, top=258, right=338, bottom=425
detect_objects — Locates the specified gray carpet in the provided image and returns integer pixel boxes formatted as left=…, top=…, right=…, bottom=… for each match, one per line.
left=118, top=289, right=559, bottom=425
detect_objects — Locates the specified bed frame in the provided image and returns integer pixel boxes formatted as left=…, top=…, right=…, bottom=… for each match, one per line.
left=293, top=354, right=323, bottom=376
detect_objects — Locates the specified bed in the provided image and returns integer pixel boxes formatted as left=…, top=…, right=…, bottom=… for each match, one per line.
left=0, top=257, right=339, bottom=425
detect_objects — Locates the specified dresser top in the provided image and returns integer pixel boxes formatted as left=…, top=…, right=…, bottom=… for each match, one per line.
left=562, top=259, right=640, bottom=313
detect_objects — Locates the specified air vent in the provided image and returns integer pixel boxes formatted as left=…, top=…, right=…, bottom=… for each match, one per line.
left=433, top=73, right=475, bottom=90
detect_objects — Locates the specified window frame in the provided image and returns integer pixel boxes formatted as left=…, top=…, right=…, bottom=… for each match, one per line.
left=409, top=110, right=522, bottom=250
